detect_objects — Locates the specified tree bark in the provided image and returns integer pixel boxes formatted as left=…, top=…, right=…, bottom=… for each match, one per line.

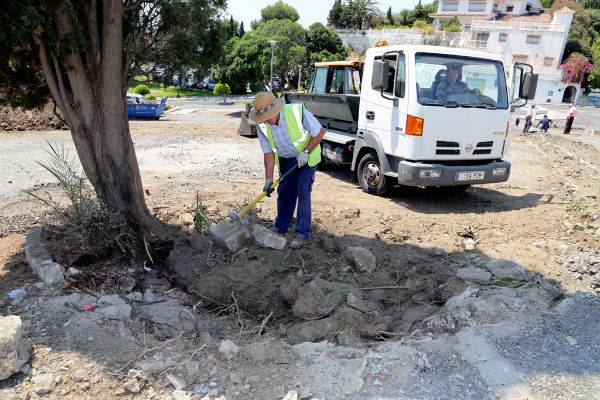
left=33, top=0, right=151, bottom=227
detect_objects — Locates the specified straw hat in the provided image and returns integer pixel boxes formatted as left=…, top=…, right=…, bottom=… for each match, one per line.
left=249, top=91, right=284, bottom=123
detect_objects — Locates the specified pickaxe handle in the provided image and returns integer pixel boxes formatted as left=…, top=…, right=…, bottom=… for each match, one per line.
left=237, top=164, right=298, bottom=218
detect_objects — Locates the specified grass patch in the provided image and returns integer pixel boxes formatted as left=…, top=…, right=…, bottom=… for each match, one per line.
left=128, top=79, right=216, bottom=98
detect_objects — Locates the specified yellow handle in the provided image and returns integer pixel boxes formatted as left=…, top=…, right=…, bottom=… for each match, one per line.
left=237, top=180, right=281, bottom=218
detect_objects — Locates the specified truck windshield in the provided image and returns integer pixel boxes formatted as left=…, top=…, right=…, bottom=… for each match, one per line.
left=415, top=53, right=508, bottom=109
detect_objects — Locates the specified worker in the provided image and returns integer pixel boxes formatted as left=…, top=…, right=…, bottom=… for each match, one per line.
left=435, top=64, right=480, bottom=100
left=249, top=92, right=326, bottom=249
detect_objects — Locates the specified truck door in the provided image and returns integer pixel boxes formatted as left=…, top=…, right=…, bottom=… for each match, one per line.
left=363, top=52, right=408, bottom=156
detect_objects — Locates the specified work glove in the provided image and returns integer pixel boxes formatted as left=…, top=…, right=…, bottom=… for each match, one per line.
left=296, top=151, right=309, bottom=168
left=263, top=178, right=274, bottom=197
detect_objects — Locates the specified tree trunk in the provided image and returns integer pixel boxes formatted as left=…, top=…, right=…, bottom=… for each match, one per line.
left=33, top=1, right=151, bottom=227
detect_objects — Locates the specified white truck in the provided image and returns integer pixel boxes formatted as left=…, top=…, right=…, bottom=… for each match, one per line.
left=284, top=45, right=537, bottom=194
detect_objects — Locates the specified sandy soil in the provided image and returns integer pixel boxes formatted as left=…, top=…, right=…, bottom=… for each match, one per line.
left=1, top=107, right=599, bottom=399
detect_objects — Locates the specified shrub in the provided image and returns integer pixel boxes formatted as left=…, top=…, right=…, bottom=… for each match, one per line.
left=147, top=95, right=156, bottom=100
left=413, top=20, right=428, bottom=28
left=134, top=84, right=150, bottom=96
left=214, top=83, right=231, bottom=103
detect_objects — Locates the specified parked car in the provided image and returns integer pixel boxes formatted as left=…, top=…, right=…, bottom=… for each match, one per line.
left=201, top=77, right=218, bottom=91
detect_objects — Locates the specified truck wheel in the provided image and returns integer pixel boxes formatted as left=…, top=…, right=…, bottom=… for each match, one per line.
left=358, top=152, right=391, bottom=195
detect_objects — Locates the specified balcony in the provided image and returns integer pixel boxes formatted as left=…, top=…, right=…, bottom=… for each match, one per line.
left=471, top=20, right=565, bottom=32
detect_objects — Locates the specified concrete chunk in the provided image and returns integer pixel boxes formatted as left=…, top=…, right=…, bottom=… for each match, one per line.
left=209, top=221, right=251, bottom=252
left=25, top=226, right=65, bottom=286
left=457, top=267, right=492, bottom=283
left=252, top=224, right=287, bottom=250
left=344, top=246, right=376, bottom=272
left=0, top=315, right=30, bottom=380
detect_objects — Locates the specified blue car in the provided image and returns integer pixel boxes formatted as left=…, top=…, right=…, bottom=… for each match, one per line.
left=127, top=94, right=167, bottom=119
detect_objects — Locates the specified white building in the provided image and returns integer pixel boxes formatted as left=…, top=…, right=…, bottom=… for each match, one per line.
left=430, top=2, right=578, bottom=104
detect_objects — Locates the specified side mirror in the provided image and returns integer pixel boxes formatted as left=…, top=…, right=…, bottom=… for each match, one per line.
left=371, top=60, right=389, bottom=91
left=519, top=72, right=538, bottom=100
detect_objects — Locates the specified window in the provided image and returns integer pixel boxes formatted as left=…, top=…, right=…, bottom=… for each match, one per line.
left=499, top=33, right=507, bottom=42
left=506, top=5, right=514, bottom=12
left=469, top=0, right=486, bottom=11
left=544, top=57, right=553, bottom=67
left=395, top=53, right=406, bottom=98
left=373, top=53, right=406, bottom=98
left=526, top=35, right=540, bottom=44
left=329, top=69, right=345, bottom=94
left=415, top=53, right=508, bottom=109
left=310, top=67, right=328, bottom=93
left=442, top=1, right=458, bottom=11
left=513, top=55, right=528, bottom=64
left=349, top=69, right=362, bottom=94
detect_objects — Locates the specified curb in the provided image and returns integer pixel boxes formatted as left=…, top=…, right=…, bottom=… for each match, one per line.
left=25, top=226, right=65, bottom=286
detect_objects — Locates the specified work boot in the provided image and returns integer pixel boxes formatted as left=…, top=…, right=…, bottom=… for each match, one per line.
left=272, top=227, right=286, bottom=235
left=289, top=236, right=306, bottom=250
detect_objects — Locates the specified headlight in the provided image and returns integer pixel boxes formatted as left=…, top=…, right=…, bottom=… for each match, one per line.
left=418, top=169, right=442, bottom=178
left=492, top=166, right=508, bottom=176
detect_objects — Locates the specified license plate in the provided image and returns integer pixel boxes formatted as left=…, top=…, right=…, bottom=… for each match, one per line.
left=456, top=171, right=484, bottom=181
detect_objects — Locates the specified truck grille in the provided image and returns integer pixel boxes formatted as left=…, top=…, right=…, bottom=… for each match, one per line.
left=437, top=141, right=459, bottom=147
left=436, top=140, right=459, bottom=155
left=477, top=141, right=493, bottom=147
left=473, top=149, right=491, bottom=154
left=436, top=149, right=460, bottom=155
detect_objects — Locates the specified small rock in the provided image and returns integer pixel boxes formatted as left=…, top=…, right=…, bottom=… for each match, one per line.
left=0, top=122, right=9, bottom=128
left=17, top=125, right=26, bottom=131
left=124, top=379, right=141, bottom=393
left=230, top=372, right=243, bottom=384
left=7, top=288, right=27, bottom=305
left=456, top=267, right=492, bottom=283
left=461, top=239, right=477, bottom=251
left=67, top=267, right=82, bottom=276
left=283, top=390, right=298, bottom=400
left=166, top=373, right=187, bottom=390
left=180, top=213, right=195, bottom=226
left=564, top=335, right=578, bottom=347
left=344, top=246, right=376, bottom=272
left=219, top=339, right=239, bottom=359
left=532, top=241, right=547, bottom=251
left=485, top=259, right=531, bottom=280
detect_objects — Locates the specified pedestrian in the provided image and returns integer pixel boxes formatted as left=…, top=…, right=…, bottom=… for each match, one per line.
left=523, top=103, right=536, bottom=133
left=537, top=114, right=552, bottom=132
left=563, top=103, right=577, bottom=134
left=249, top=91, right=326, bottom=250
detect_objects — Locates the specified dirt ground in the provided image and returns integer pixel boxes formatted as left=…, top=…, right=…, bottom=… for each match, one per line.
left=1, top=108, right=599, bottom=399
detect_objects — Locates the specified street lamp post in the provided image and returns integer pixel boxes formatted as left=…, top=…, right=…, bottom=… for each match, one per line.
left=268, top=40, right=277, bottom=91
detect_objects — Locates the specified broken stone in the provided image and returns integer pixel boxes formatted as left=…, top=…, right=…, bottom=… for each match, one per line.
left=485, top=259, right=532, bottom=281
left=209, top=221, right=251, bottom=253
left=344, top=246, right=376, bottom=272
left=0, top=315, right=30, bottom=380
left=286, top=317, right=337, bottom=344
left=179, top=213, right=195, bottom=226
left=95, top=294, right=132, bottom=320
left=252, top=224, right=287, bottom=250
left=32, top=373, right=54, bottom=395
left=25, top=226, right=65, bottom=286
left=281, top=278, right=353, bottom=319
left=460, top=239, right=477, bottom=251
left=457, top=267, right=492, bottom=283
left=346, top=291, right=371, bottom=313
left=219, top=339, right=239, bottom=360
left=124, top=379, right=141, bottom=393
left=166, top=373, right=187, bottom=390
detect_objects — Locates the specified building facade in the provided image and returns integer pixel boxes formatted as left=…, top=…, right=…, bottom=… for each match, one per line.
left=335, top=3, right=578, bottom=104
left=430, top=1, right=577, bottom=104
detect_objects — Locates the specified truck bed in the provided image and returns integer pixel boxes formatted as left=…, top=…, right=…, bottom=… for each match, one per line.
left=284, top=92, right=360, bottom=133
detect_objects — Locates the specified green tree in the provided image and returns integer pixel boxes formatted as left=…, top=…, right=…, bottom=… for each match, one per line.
left=441, top=16, right=461, bottom=32
left=134, top=85, right=151, bottom=96
left=261, top=1, right=299, bottom=22
left=386, top=7, right=395, bottom=25
left=587, top=39, right=600, bottom=91
left=328, top=0, right=344, bottom=28
left=541, top=0, right=554, bottom=7
left=0, top=0, right=225, bottom=226
left=213, top=82, right=232, bottom=103
left=305, top=23, right=348, bottom=76
left=238, top=22, right=245, bottom=38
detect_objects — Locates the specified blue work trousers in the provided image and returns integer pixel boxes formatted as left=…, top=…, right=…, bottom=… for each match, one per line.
left=274, top=157, right=317, bottom=238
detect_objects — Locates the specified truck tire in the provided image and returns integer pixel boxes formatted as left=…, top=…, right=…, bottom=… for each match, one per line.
left=357, top=152, right=391, bottom=195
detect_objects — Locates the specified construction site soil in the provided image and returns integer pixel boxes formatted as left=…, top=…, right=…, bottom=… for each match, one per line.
left=1, top=107, right=599, bottom=399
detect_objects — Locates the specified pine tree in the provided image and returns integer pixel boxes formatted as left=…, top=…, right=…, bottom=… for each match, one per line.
left=387, top=7, right=394, bottom=25
left=238, top=21, right=245, bottom=38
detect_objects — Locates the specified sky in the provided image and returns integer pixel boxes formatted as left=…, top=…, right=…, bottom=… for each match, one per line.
left=226, top=0, right=423, bottom=30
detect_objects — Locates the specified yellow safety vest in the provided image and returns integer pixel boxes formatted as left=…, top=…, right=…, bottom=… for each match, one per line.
left=258, top=104, right=321, bottom=172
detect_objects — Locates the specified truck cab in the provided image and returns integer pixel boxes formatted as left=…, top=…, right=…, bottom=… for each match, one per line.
left=286, top=45, right=536, bottom=195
